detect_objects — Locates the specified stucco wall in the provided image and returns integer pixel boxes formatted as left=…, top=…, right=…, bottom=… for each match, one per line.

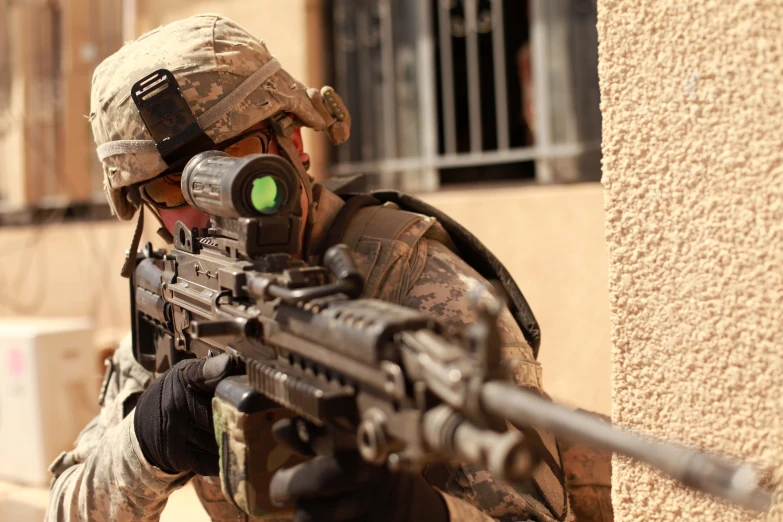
left=598, top=1, right=783, bottom=520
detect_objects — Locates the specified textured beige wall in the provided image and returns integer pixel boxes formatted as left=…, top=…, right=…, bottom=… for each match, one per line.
left=598, top=1, right=783, bottom=520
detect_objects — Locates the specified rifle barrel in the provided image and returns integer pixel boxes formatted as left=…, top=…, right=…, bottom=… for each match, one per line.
left=480, top=381, right=772, bottom=511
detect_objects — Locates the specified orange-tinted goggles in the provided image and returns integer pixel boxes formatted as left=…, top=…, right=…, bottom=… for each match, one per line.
left=139, top=129, right=274, bottom=209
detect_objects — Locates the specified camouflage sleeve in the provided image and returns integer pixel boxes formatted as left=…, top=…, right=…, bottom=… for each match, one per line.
left=403, top=239, right=542, bottom=390
left=46, top=412, right=191, bottom=522
left=404, top=239, right=569, bottom=522
left=45, top=336, right=191, bottom=522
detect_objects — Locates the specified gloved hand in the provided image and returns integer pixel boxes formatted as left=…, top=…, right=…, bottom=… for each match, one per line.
left=133, top=354, right=237, bottom=476
left=268, top=418, right=449, bottom=522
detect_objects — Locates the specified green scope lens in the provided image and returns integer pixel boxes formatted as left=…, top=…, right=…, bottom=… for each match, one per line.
left=249, top=175, right=287, bottom=214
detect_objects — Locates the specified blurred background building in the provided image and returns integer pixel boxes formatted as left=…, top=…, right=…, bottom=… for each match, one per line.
left=0, top=1, right=611, bottom=520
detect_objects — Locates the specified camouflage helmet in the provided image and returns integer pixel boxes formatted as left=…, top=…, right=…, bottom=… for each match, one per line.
left=90, top=14, right=350, bottom=220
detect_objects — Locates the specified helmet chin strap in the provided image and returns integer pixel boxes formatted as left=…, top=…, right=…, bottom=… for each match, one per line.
left=145, top=201, right=175, bottom=244
left=271, top=115, right=315, bottom=217
left=120, top=189, right=145, bottom=279
left=271, top=113, right=317, bottom=255
left=120, top=193, right=174, bottom=279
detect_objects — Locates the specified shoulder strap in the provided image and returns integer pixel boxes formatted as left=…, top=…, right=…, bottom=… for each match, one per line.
left=342, top=204, right=430, bottom=250
left=322, top=194, right=381, bottom=252
left=369, top=190, right=542, bottom=358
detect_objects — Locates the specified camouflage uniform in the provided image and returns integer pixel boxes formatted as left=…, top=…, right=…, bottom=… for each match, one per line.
left=46, top=187, right=569, bottom=522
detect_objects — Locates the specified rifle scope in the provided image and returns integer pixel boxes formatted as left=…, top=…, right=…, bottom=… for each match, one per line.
left=181, top=151, right=301, bottom=219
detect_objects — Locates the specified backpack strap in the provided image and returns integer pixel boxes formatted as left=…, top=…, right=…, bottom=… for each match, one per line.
left=369, top=190, right=542, bottom=358
left=321, top=194, right=382, bottom=253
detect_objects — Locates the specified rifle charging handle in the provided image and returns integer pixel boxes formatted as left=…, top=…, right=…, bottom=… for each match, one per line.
left=323, top=244, right=364, bottom=299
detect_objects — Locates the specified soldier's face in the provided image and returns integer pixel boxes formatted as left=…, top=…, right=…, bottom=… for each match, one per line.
left=156, top=125, right=310, bottom=240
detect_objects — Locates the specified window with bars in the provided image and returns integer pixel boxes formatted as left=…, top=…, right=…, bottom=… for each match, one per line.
left=324, top=0, right=602, bottom=191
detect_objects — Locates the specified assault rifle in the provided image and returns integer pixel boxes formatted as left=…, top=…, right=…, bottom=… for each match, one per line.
left=130, top=151, right=772, bottom=516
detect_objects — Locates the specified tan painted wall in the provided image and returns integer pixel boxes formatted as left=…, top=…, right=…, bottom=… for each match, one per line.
left=0, top=220, right=136, bottom=345
left=598, top=1, right=783, bottom=520
left=0, top=184, right=612, bottom=414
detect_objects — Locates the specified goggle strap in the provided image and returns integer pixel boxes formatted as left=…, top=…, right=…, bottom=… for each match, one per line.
left=142, top=200, right=175, bottom=243
left=275, top=132, right=315, bottom=225
left=120, top=206, right=145, bottom=279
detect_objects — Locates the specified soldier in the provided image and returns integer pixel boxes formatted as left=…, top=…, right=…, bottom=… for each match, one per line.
left=45, top=14, right=610, bottom=522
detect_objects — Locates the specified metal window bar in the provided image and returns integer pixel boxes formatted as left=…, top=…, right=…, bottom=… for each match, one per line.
left=329, top=0, right=602, bottom=186
left=379, top=0, right=397, bottom=160
left=530, top=0, right=554, bottom=183
left=333, top=0, right=354, bottom=166
left=415, top=0, right=440, bottom=192
left=357, top=5, right=374, bottom=162
left=491, top=0, right=510, bottom=151
left=464, top=0, right=482, bottom=153
left=438, top=0, right=457, bottom=155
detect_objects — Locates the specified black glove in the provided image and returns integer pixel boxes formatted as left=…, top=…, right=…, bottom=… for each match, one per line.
left=133, top=354, right=236, bottom=476
left=268, top=418, right=449, bottom=522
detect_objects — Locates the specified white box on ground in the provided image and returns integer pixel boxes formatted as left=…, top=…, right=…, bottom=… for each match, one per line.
left=0, top=318, right=97, bottom=486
